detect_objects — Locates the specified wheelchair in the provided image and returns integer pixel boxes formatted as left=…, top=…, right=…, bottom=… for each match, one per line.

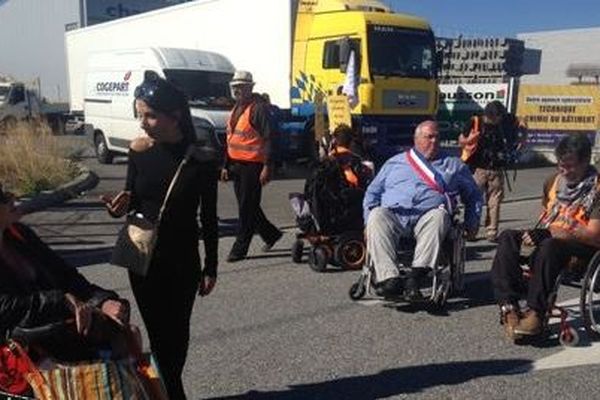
left=349, top=217, right=466, bottom=308
left=516, top=250, right=600, bottom=347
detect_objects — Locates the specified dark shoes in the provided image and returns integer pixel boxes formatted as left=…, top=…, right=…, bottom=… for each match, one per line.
left=403, top=276, right=424, bottom=302
left=403, top=268, right=427, bottom=302
left=262, top=231, right=283, bottom=252
left=374, top=277, right=404, bottom=298
left=226, top=253, right=246, bottom=263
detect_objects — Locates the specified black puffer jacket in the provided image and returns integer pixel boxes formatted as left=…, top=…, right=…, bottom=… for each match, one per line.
left=0, top=223, right=118, bottom=336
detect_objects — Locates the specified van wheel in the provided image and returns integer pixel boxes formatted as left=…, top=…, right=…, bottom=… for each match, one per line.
left=94, top=132, right=114, bottom=164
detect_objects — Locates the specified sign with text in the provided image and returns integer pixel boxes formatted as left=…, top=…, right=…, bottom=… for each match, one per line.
left=437, top=83, right=510, bottom=141
left=517, top=85, right=600, bottom=131
left=327, top=95, right=352, bottom=133
left=517, top=84, right=600, bottom=147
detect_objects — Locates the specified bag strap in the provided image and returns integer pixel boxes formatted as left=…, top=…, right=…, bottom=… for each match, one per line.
left=156, top=144, right=194, bottom=226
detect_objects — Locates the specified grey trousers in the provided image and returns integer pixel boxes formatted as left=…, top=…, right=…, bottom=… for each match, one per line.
left=366, top=207, right=450, bottom=283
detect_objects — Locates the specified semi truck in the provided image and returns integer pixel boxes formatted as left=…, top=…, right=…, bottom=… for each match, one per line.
left=66, top=0, right=439, bottom=163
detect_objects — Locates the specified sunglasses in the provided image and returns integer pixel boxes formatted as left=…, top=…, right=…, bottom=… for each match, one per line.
left=134, top=81, right=160, bottom=101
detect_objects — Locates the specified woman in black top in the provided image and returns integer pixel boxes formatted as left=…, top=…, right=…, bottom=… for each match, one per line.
left=103, top=74, right=219, bottom=400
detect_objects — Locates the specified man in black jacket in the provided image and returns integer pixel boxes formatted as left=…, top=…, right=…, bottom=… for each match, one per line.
left=459, top=101, right=526, bottom=242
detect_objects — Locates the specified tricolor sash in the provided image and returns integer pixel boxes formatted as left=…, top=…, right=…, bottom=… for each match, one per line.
left=406, top=148, right=456, bottom=214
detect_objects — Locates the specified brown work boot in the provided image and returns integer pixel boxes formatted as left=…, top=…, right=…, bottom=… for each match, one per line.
left=500, top=303, right=521, bottom=340
left=513, top=309, right=543, bottom=336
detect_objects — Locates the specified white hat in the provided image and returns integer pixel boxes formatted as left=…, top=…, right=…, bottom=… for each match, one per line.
left=230, top=70, right=255, bottom=86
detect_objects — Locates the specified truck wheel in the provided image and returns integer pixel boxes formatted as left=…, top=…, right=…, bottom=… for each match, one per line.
left=94, top=132, right=114, bottom=164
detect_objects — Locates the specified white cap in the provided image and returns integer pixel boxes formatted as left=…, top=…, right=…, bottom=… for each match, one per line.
left=230, top=70, right=255, bottom=87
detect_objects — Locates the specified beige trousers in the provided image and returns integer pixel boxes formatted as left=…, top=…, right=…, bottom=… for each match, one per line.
left=473, top=168, right=504, bottom=239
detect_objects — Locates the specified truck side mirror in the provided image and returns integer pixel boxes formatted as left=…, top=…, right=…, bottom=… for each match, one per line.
left=339, top=38, right=351, bottom=73
left=339, top=39, right=361, bottom=74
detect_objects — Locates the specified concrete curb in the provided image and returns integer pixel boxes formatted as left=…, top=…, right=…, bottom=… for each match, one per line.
left=17, top=165, right=99, bottom=215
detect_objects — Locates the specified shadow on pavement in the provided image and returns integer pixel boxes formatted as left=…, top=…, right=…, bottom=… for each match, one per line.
left=57, top=247, right=113, bottom=268
left=204, top=359, right=532, bottom=400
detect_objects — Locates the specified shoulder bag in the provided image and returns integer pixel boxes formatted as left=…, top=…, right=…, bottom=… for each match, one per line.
left=111, top=145, right=193, bottom=276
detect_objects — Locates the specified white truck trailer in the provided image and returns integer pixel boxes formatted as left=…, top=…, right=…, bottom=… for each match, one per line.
left=66, top=0, right=439, bottom=163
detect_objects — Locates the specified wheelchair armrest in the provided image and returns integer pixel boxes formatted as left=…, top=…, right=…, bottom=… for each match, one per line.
left=11, top=320, right=73, bottom=344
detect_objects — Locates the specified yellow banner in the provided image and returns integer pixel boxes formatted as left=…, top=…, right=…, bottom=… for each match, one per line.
left=516, top=84, right=600, bottom=131
left=327, top=95, right=352, bottom=133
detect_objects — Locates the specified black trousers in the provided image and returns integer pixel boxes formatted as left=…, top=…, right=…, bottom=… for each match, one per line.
left=230, top=161, right=281, bottom=256
left=491, top=229, right=596, bottom=312
left=129, top=253, right=199, bottom=400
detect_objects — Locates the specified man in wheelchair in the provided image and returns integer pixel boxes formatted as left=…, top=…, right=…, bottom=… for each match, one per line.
left=492, top=134, right=600, bottom=339
left=363, top=120, right=482, bottom=299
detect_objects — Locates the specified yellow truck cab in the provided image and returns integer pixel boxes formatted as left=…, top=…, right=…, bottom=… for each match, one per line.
left=292, top=0, right=439, bottom=162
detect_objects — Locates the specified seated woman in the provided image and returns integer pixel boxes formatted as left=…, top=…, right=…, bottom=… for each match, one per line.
left=0, top=185, right=131, bottom=361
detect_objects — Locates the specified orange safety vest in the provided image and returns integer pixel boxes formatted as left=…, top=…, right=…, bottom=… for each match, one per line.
left=226, top=103, right=266, bottom=163
left=328, top=146, right=359, bottom=188
left=540, top=176, right=599, bottom=230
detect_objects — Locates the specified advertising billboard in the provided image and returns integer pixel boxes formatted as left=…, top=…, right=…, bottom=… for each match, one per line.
left=437, top=83, right=511, bottom=141
left=516, top=84, right=600, bottom=147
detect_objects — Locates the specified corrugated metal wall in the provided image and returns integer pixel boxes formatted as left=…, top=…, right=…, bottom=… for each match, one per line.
left=518, top=27, right=600, bottom=85
left=0, top=0, right=80, bottom=103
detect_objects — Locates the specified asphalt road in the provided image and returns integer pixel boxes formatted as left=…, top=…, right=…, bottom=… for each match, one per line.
left=22, top=137, right=600, bottom=399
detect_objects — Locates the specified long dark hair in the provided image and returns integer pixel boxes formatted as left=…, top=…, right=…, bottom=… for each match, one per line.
left=134, top=71, right=195, bottom=145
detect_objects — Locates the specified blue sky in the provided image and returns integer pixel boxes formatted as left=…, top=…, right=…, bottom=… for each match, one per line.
left=387, top=0, right=600, bottom=38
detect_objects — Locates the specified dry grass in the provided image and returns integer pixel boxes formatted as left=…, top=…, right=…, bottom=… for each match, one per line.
left=0, top=120, right=79, bottom=196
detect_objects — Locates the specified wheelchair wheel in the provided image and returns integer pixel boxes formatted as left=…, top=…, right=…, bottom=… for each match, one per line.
left=308, top=246, right=328, bottom=272
left=451, top=226, right=466, bottom=294
left=334, top=233, right=366, bottom=270
left=291, top=239, right=304, bottom=263
left=349, top=277, right=366, bottom=300
left=580, top=252, right=600, bottom=339
left=559, top=326, right=580, bottom=347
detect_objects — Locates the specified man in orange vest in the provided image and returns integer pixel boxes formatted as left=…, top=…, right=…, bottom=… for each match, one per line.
left=221, top=71, right=282, bottom=262
left=491, top=134, right=600, bottom=340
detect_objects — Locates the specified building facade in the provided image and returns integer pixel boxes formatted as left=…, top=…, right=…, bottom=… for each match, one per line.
left=518, top=27, right=600, bottom=85
left=0, top=0, right=190, bottom=103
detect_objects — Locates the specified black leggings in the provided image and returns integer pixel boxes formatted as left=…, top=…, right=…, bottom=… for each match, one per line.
left=129, top=262, right=198, bottom=400
left=491, top=229, right=596, bottom=312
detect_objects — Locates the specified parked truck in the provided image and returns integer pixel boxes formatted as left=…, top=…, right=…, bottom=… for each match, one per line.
left=65, top=0, right=439, bottom=163
left=0, top=77, right=69, bottom=134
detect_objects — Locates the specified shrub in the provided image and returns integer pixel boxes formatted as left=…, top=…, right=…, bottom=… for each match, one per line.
left=0, top=120, right=79, bottom=196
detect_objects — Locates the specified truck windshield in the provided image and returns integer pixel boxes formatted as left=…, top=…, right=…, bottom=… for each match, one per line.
left=0, top=86, right=9, bottom=102
left=368, top=25, right=435, bottom=79
left=164, top=69, right=234, bottom=110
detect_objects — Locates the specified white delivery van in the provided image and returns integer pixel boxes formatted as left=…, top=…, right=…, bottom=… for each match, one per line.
left=82, top=47, right=234, bottom=163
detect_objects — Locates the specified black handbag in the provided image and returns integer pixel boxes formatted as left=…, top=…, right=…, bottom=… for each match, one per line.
left=110, top=145, right=192, bottom=276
